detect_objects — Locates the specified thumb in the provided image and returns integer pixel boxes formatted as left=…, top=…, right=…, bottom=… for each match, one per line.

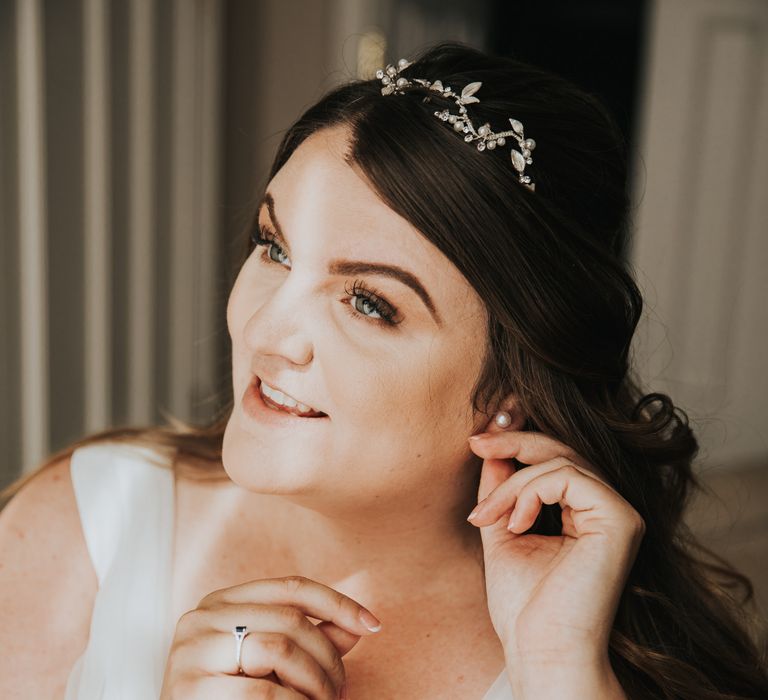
left=477, top=456, right=516, bottom=503
left=476, top=457, right=518, bottom=551
left=475, top=414, right=518, bottom=502
left=315, top=620, right=363, bottom=656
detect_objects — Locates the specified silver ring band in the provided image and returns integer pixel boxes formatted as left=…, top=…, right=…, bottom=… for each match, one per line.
left=233, top=625, right=249, bottom=674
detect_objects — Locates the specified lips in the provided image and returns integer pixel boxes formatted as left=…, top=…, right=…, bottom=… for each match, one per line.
left=253, top=375, right=327, bottom=418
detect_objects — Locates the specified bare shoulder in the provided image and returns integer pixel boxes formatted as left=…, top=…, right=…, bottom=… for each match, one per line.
left=0, top=453, right=97, bottom=698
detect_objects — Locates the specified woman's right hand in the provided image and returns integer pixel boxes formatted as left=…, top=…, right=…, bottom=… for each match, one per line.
left=159, top=575, right=383, bottom=699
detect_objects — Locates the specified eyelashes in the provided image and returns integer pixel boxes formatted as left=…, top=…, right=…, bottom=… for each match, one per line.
left=251, top=225, right=290, bottom=265
left=249, top=224, right=402, bottom=327
left=342, top=278, right=400, bottom=325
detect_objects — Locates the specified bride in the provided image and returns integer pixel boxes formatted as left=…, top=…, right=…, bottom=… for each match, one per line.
left=1, top=40, right=766, bottom=700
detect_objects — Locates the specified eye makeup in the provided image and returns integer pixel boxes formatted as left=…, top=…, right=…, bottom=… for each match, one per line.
left=250, top=224, right=403, bottom=328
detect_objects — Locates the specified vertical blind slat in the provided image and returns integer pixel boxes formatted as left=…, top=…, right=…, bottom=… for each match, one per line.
left=193, top=0, right=223, bottom=421
left=127, top=0, right=155, bottom=424
left=83, top=0, right=112, bottom=433
left=169, top=0, right=198, bottom=420
left=17, top=0, right=49, bottom=473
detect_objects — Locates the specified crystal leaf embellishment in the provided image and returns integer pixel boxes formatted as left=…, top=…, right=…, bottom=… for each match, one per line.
left=510, top=149, right=526, bottom=173
left=460, top=81, right=482, bottom=104
left=374, top=56, right=536, bottom=192
left=461, top=81, right=482, bottom=97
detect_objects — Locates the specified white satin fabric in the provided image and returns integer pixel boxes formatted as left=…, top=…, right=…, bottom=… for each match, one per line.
left=63, top=441, right=514, bottom=699
left=64, top=442, right=175, bottom=699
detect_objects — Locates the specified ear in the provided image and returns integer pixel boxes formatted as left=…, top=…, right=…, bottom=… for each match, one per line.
left=482, top=395, right=526, bottom=435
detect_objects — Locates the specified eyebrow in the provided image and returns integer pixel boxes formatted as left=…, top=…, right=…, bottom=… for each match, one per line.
left=258, top=192, right=443, bottom=327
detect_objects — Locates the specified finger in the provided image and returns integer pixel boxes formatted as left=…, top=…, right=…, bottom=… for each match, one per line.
left=179, top=628, right=339, bottom=700
left=239, top=631, right=339, bottom=700
left=183, top=604, right=348, bottom=692
left=476, top=456, right=516, bottom=504
left=178, top=672, right=309, bottom=699
left=315, top=620, right=361, bottom=657
left=468, top=430, right=613, bottom=486
left=197, top=576, right=382, bottom=637
left=507, top=466, right=633, bottom=536
left=468, top=457, right=614, bottom=526
left=474, top=412, right=520, bottom=502
left=469, top=430, right=589, bottom=469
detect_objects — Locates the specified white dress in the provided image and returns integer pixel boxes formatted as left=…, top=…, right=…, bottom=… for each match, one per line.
left=64, top=442, right=515, bottom=699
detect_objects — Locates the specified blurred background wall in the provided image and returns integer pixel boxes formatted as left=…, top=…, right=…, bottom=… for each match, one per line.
left=1, top=0, right=766, bottom=622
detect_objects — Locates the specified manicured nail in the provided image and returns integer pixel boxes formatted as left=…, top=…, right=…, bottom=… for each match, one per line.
left=469, top=432, right=493, bottom=441
left=359, top=608, right=382, bottom=632
left=339, top=682, right=347, bottom=699
left=467, top=500, right=486, bottom=521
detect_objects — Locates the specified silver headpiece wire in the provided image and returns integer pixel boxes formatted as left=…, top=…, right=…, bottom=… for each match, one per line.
left=376, top=57, right=537, bottom=192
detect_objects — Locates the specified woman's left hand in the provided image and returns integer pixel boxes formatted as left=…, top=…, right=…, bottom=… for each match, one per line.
left=466, top=426, right=645, bottom=674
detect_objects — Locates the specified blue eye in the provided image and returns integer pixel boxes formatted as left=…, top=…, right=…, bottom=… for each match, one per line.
left=249, top=226, right=402, bottom=328
left=251, top=225, right=290, bottom=265
left=343, top=279, right=400, bottom=326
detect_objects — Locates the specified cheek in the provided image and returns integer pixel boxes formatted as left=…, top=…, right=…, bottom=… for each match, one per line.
left=227, top=259, right=272, bottom=339
left=416, top=339, right=485, bottom=434
left=226, top=290, right=237, bottom=339
left=226, top=267, right=248, bottom=339
left=330, top=339, right=472, bottom=435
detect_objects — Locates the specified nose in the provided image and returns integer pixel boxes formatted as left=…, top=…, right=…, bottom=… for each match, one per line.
left=242, top=277, right=315, bottom=367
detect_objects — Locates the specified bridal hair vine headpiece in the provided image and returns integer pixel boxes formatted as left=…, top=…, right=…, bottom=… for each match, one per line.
left=376, top=57, right=537, bottom=192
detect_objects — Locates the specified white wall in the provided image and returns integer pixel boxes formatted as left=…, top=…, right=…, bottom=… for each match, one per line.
left=630, top=0, right=768, bottom=471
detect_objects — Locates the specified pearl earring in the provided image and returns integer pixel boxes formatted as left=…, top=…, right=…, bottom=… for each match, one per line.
left=494, top=411, right=512, bottom=428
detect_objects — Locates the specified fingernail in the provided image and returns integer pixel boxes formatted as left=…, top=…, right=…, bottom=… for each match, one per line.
left=469, top=432, right=493, bottom=441
left=467, top=500, right=486, bottom=521
left=339, top=682, right=347, bottom=699
left=359, top=608, right=382, bottom=632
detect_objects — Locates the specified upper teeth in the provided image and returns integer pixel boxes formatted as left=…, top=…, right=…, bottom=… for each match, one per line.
left=260, top=380, right=318, bottom=413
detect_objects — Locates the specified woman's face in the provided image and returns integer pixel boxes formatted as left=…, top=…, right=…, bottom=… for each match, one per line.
left=223, top=126, right=492, bottom=511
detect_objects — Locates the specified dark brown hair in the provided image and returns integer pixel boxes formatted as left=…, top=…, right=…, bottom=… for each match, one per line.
left=3, top=40, right=766, bottom=698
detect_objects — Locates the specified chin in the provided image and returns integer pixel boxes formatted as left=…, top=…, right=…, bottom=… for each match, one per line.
left=220, top=423, right=320, bottom=494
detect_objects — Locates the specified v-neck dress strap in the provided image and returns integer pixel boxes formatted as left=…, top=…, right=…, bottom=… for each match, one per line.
left=64, top=441, right=176, bottom=700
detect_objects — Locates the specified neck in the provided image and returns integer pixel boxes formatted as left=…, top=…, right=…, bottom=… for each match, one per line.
left=217, top=479, right=487, bottom=613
